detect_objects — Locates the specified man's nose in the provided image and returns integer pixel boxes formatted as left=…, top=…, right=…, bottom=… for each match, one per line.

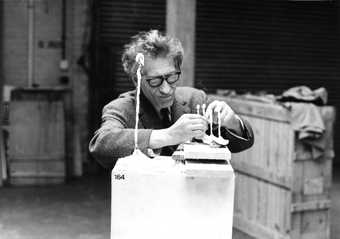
left=159, top=80, right=172, bottom=94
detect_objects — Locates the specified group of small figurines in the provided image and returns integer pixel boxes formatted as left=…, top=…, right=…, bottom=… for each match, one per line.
left=194, top=104, right=229, bottom=147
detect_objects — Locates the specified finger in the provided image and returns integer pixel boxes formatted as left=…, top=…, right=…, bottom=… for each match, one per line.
left=186, top=119, right=203, bottom=125
left=221, top=105, right=235, bottom=124
left=214, top=104, right=222, bottom=114
left=188, top=118, right=208, bottom=126
left=188, top=123, right=208, bottom=132
left=185, top=114, right=208, bottom=122
left=205, top=108, right=213, bottom=122
left=220, top=107, right=231, bottom=122
left=192, top=129, right=206, bottom=139
left=208, top=101, right=227, bottom=122
left=205, top=101, right=219, bottom=116
left=206, top=101, right=221, bottom=122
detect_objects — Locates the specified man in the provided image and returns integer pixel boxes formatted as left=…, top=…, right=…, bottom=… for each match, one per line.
left=89, top=30, right=254, bottom=169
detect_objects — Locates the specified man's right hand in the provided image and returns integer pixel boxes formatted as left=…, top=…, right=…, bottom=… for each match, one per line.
left=165, top=114, right=208, bottom=145
left=149, top=114, right=208, bottom=149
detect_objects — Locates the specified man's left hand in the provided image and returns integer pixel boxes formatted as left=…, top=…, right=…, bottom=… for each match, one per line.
left=205, top=100, right=241, bottom=134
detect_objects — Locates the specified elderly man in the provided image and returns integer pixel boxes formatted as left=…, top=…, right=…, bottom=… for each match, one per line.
left=89, top=30, right=254, bottom=169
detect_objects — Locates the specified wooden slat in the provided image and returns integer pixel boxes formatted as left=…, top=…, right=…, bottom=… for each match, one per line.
left=300, top=210, right=330, bottom=239
left=9, top=177, right=65, bottom=186
left=257, top=179, right=268, bottom=227
left=233, top=214, right=290, bottom=239
left=9, top=160, right=65, bottom=177
left=302, top=159, right=331, bottom=202
left=9, top=156, right=65, bottom=161
left=291, top=212, right=302, bottom=239
left=291, top=200, right=330, bottom=213
left=209, top=95, right=291, bottom=123
left=0, top=129, right=4, bottom=186
left=301, top=231, right=329, bottom=239
left=233, top=160, right=292, bottom=190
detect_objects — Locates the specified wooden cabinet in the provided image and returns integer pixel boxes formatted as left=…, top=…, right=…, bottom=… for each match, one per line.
left=8, top=88, right=71, bottom=185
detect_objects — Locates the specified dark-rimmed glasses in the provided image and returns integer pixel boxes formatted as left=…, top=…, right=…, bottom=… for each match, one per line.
left=143, top=71, right=181, bottom=88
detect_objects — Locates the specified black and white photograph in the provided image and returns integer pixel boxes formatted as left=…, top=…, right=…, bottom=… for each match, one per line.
left=0, top=0, right=339, bottom=239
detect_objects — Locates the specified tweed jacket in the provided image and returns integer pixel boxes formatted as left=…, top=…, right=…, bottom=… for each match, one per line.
left=89, top=87, right=254, bottom=169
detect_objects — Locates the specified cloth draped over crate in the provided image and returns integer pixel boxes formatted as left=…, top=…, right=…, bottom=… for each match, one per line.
left=278, top=86, right=328, bottom=159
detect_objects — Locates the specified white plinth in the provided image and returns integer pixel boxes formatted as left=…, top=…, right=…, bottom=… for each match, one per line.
left=111, top=155, right=235, bottom=239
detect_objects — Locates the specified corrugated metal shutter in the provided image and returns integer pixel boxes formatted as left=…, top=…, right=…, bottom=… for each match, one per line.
left=91, top=0, right=166, bottom=130
left=95, top=0, right=166, bottom=95
left=195, top=1, right=340, bottom=162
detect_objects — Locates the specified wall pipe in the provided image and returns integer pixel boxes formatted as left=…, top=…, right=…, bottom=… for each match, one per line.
left=27, top=0, right=35, bottom=87
left=61, top=0, right=66, bottom=60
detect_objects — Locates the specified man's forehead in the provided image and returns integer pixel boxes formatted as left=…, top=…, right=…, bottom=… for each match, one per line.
left=143, top=56, right=176, bottom=76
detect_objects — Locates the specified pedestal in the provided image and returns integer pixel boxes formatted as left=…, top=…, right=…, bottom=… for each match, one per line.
left=111, top=154, right=235, bottom=239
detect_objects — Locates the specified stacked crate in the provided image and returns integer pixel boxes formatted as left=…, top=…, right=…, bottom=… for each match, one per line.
left=211, top=95, right=335, bottom=239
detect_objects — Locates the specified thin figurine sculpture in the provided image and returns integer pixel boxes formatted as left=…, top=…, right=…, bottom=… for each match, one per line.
left=115, top=53, right=150, bottom=162
left=202, top=104, right=206, bottom=116
left=197, top=104, right=213, bottom=145
left=212, top=110, right=229, bottom=146
left=190, top=104, right=229, bottom=146
left=130, top=53, right=150, bottom=158
left=133, top=53, right=144, bottom=152
left=209, top=108, right=213, bottom=136
left=204, top=107, right=229, bottom=146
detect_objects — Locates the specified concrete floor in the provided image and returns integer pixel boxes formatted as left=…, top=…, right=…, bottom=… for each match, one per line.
left=0, top=168, right=339, bottom=239
left=0, top=173, right=111, bottom=239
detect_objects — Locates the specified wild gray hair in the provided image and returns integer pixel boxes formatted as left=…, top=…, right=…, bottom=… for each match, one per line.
left=122, top=30, right=184, bottom=79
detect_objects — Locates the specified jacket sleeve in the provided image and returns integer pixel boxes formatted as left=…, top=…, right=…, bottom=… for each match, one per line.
left=216, top=116, right=254, bottom=153
left=89, top=101, right=152, bottom=169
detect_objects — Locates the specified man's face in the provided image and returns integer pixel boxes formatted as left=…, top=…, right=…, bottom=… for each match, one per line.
left=140, top=56, right=179, bottom=111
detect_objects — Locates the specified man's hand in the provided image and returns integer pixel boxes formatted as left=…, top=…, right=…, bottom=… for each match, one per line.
left=149, top=114, right=207, bottom=149
left=165, top=114, right=208, bottom=145
left=205, top=100, right=241, bottom=134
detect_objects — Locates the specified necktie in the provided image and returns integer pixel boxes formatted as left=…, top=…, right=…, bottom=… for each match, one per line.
left=160, top=108, right=174, bottom=156
left=160, top=108, right=171, bottom=128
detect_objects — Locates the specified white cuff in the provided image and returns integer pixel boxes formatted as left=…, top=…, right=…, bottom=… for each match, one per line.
left=234, top=114, right=245, bottom=131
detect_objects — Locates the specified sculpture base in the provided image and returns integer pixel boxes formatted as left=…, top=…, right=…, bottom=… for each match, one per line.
left=111, top=155, right=234, bottom=239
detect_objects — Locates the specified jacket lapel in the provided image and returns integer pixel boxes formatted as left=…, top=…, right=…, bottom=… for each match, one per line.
left=171, top=91, right=191, bottom=123
left=138, top=92, right=163, bottom=129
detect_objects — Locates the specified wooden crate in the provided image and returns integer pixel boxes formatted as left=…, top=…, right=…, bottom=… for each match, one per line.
left=210, top=95, right=335, bottom=239
left=7, top=89, right=69, bottom=185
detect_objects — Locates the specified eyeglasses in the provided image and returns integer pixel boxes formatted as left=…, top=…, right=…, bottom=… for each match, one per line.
left=144, top=71, right=181, bottom=88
